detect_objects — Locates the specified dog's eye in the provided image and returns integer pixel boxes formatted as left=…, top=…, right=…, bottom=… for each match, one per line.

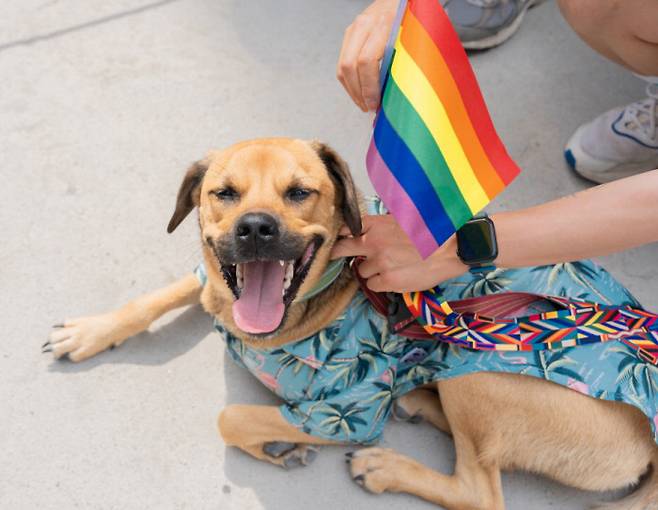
left=214, top=187, right=239, bottom=201
left=286, top=187, right=312, bottom=202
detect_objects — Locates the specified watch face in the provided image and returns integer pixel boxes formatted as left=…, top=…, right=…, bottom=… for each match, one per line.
left=457, top=218, right=497, bottom=264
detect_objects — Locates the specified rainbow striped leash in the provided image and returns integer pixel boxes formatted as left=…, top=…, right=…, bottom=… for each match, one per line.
left=350, top=259, right=658, bottom=366
left=367, top=0, right=520, bottom=258
left=402, top=289, right=658, bottom=365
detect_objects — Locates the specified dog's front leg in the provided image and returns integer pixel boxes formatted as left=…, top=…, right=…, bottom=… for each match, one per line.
left=43, top=274, right=202, bottom=362
left=219, top=404, right=337, bottom=468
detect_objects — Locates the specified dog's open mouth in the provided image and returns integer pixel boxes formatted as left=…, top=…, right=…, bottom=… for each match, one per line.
left=219, top=236, right=323, bottom=335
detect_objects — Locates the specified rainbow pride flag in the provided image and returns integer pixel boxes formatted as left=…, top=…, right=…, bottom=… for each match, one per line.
left=366, top=0, right=520, bottom=258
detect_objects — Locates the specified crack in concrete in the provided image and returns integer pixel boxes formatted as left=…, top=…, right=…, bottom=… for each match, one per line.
left=0, top=0, right=182, bottom=54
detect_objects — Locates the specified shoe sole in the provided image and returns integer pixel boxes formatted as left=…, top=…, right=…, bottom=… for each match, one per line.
left=462, top=0, right=547, bottom=50
left=564, top=124, right=658, bottom=184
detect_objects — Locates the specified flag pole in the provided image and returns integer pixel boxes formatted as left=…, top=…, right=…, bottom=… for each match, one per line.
left=378, top=0, right=408, bottom=97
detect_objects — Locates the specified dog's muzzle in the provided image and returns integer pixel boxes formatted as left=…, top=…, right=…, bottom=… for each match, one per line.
left=211, top=213, right=324, bottom=336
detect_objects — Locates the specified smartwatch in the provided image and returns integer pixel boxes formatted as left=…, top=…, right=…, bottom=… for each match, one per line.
left=456, top=213, right=498, bottom=268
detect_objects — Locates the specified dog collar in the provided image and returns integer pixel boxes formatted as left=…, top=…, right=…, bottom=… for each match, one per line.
left=296, top=258, right=347, bottom=303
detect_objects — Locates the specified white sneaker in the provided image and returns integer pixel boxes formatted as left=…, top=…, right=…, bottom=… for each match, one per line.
left=564, top=82, right=658, bottom=184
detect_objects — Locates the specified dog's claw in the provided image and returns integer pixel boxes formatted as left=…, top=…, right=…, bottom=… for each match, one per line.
left=353, top=474, right=365, bottom=486
left=42, top=345, right=53, bottom=353
left=52, top=323, right=65, bottom=328
left=42, top=340, right=51, bottom=348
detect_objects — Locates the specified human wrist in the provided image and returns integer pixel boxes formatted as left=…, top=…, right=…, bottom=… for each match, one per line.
left=489, top=211, right=526, bottom=269
left=488, top=213, right=505, bottom=267
left=429, top=235, right=469, bottom=283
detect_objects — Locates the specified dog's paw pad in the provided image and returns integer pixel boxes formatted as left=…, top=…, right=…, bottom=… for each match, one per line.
left=392, top=400, right=423, bottom=424
left=263, top=441, right=296, bottom=458
left=268, top=444, right=319, bottom=469
left=283, top=455, right=303, bottom=469
left=304, top=446, right=318, bottom=464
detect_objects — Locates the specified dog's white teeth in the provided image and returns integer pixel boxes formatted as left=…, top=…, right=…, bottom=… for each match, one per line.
left=237, top=276, right=244, bottom=289
left=283, top=278, right=291, bottom=290
left=279, top=260, right=285, bottom=267
left=285, top=262, right=294, bottom=280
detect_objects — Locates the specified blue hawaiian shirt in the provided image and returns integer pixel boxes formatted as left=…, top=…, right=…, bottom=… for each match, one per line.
left=196, top=199, right=658, bottom=446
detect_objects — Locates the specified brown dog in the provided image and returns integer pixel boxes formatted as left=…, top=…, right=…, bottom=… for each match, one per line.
left=44, top=138, right=658, bottom=509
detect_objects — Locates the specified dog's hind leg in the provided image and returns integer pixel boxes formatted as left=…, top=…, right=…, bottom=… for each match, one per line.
left=43, top=274, right=202, bottom=362
left=347, top=377, right=506, bottom=509
left=218, top=405, right=338, bottom=469
left=347, top=435, right=504, bottom=509
left=393, top=387, right=451, bottom=434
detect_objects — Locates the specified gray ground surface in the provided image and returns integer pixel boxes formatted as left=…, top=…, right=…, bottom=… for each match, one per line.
left=2, top=1, right=657, bottom=509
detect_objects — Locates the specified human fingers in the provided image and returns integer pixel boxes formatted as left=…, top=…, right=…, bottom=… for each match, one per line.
left=366, top=266, right=423, bottom=293
left=357, top=20, right=390, bottom=110
left=355, top=257, right=380, bottom=279
left=330, top=234, right=372, bottom=259
left=338, top=215, right=379, bottom=237
left=337, top=15, right=374, bottom=111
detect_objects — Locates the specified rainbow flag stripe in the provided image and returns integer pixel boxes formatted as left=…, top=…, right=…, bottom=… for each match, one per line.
left=366, top=0, right=520, bottom=257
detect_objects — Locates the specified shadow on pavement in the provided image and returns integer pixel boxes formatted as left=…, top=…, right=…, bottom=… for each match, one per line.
left=46, top=304, right=212, bottom=372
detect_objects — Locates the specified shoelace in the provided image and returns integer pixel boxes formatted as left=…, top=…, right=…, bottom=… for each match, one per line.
left=622, top=83, right=658, bottom=143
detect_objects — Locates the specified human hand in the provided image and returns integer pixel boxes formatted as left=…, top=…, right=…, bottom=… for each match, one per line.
left=331, top=215, right=468, bottom=292
left=337, top=0, right=399, bottom=112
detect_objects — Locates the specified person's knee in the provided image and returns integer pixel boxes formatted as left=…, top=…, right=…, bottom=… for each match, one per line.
left=558, top=0, right=658, bottom=77
left=620, top=0, right=658, bottom=75
left=556, top=0, right=617, bottom=65
left=557, top=0, right=620, bottom=29
left=613, top=0, right=658, bottom=76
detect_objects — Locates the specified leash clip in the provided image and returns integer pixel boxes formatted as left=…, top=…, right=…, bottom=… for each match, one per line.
left=387, top=293, right=416, bottom=334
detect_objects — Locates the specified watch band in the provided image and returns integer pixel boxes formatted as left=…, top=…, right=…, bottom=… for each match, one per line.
left=469, top=264, right=496, bottom=274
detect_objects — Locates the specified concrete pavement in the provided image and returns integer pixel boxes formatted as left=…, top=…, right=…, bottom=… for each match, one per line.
left=2, top=1, right=656, bottom=509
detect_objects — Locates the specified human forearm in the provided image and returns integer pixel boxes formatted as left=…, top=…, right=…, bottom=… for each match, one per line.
left=492, top=170, right=658, bottom=268
left=331, top=171, right=658, bottom=293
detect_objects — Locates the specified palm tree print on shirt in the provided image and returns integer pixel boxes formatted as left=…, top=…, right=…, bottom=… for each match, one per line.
left=532, top=262, right=611, bottom=304
left=455, top=268, right=513, bottom=298
left=317, top=402, right=369, bottom=437
left=611, top=344, right=658, bottom=399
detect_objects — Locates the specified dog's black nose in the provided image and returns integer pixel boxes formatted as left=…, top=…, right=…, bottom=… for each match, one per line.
left=235, top=212, right=280, bottom=246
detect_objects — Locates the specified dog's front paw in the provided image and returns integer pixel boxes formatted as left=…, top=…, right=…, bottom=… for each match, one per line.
left=346, top=447, right=419, bottom=494
left=42, top=313, right=123, bottom=362
left=262, top=442, right=319, bottom=469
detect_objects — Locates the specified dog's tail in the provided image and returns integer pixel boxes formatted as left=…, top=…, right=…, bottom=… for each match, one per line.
left=599, top=454, right=658, bottom=510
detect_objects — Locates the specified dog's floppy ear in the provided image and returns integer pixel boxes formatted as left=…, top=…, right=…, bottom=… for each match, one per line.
left=167, top=159, right=209, bottom=233
left=310, top=141, right=362, bottom=236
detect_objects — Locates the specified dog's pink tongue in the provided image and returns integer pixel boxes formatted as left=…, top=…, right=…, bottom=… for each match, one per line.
left=232, top=260, right=285, bottom=334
